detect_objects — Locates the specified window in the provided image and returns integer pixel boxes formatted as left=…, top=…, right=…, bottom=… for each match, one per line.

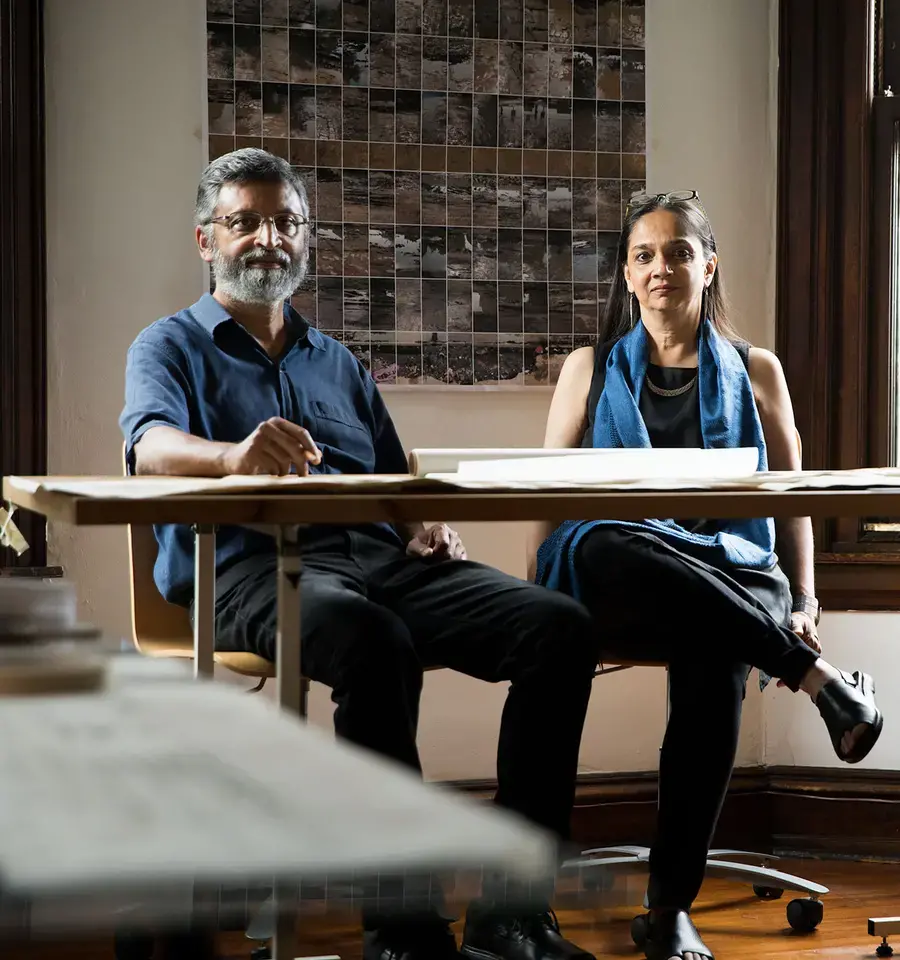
left=777, top=0, right=900, bottom=608
left=858, top=85, right=900, bottom=546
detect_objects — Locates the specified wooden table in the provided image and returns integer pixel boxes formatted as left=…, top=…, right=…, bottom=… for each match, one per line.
left=7, top=469, right=900, bottom=717
left=6, top=468, right=900, bottom=958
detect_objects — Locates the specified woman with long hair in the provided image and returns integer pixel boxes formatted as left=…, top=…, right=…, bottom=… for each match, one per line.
left=529, top=191, right=883, bottom=960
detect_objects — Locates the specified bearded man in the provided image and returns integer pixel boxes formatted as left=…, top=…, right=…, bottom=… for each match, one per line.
left=119, top=149, right=599, bottom=960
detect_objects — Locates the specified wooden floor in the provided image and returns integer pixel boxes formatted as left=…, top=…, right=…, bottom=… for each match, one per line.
left=7, top=859, right=900, bottom=959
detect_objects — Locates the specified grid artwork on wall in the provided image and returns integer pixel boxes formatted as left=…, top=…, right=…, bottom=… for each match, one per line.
left=206, top=0, right=646, bottom=385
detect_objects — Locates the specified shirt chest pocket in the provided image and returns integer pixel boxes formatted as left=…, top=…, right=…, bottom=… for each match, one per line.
left=311, top=400, right=375, bottom=469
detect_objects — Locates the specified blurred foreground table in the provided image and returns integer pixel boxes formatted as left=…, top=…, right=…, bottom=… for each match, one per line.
left=0, top=656, right=554, bottom=956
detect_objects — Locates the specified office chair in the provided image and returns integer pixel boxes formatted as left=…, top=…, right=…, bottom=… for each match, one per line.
left=566, top=660, right=828, bottom=944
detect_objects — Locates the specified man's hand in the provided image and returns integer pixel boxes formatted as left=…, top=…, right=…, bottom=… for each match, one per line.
left=219, top=417, right=322, bottom=476
left=406, top=523, right=467, bottom=562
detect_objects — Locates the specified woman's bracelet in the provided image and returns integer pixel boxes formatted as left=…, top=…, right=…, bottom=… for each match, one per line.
left=791, top=594, right=821, bottom=626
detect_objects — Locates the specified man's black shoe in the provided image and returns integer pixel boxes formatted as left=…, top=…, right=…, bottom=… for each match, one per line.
left=363, top=923, right=462, bottom=960
left=460, top=909, right=595, bottom=960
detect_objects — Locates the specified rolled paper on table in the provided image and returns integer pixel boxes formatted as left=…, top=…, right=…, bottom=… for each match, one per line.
left=408, top=447, right=606, bottom=477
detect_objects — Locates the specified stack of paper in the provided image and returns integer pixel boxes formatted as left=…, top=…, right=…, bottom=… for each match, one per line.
left=414, top=447, right=760, bottom=484
left=0, top=578, right=77, bottom=633
left=407, top=448, right=604, bottom=477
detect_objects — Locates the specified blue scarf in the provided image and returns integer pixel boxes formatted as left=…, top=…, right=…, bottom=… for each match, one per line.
left=535, top=319, right=775, bottom=598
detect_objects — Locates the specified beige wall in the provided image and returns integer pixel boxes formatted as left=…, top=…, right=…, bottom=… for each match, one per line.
left=646, top=0, right=780, bottom=351
left=44, top=0, right=208, bottom=639
left=46, top=0, right=871, bottom=782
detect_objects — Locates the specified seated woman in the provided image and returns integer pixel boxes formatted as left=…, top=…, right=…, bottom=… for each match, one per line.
left=529, top=190, right=883, bottom=960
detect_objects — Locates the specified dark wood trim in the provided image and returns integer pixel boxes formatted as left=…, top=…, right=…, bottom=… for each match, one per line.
left=566, top=768, right=773, bottom=855
left=453, top=766, right=900, bottom=860
left=766, top=766, right=900, bottom=860
left=776, top=0, right=900, bottom=608
left=0, top=0, right=46, bottom=567
left=816, top=553, right=900, bottom=611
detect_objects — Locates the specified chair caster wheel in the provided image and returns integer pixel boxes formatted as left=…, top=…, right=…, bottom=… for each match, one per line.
left=877, top=943, right=894, bottom=958
left=787, top=897, right=824, bottom=932
left=113, top=933, right=155, bottom=960
left=630, top=913, right=649, bottom=947
left=753, top=884, right=785, bottom=900
left=250, top=947, right=272, bottom=960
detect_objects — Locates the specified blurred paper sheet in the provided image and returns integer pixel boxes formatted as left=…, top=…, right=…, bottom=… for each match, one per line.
left=0, top=660, right=553, bottom=896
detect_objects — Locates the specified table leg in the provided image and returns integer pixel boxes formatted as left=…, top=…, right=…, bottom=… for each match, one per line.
left=869, top=917, right=900, bottom=956
left=193, top=525, right=216, bottom=679
left=272, top=883, right=301, bottom=960
left=273, top=527, right=306, bottom=960
left=276, top=525, right=305, bottom=718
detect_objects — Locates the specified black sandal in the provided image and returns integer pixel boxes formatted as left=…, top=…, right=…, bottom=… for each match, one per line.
left=644, top=910, right=713, bottom=960
left=815, top=669, right=883, bottom=764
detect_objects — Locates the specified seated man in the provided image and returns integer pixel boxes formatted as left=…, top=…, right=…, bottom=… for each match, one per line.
left=120, top=148, right=600, bottom=960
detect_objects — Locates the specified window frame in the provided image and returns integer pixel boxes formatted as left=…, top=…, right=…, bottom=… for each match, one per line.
left=0, top=0, right=47, bottom=568
left=776, top=0, right=900, bottom=610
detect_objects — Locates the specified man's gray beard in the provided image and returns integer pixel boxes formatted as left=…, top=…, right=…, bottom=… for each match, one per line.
left=211, top=246, right=308, bottom=305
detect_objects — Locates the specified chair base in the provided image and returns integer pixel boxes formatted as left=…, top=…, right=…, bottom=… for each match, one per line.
left=564, top=845, right=828, bottom=933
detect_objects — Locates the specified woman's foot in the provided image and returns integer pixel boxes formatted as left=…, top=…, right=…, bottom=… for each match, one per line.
left=799, top=661, right=883, bottom=762
left=644, top=910, right=712, bottom=960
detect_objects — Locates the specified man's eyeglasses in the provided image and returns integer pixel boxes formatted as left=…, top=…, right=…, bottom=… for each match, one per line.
left=625, top=190, right=703, bottom=219
left=206, top=212, right=312, bottom=238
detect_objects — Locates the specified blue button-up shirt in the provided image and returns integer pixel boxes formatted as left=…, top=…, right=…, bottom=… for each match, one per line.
left=120, top=293, right=407, bottom=604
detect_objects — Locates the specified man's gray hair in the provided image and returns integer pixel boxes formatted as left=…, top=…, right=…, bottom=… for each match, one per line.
left=195, top=148, right=310, bottom=230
